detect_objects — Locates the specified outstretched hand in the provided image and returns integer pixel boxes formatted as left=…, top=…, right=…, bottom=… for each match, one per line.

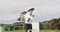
left=32, top=15, right=35, bottom=17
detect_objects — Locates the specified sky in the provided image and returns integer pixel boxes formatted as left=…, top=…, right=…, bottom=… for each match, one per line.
left=0, top=0, right=60, bottom=24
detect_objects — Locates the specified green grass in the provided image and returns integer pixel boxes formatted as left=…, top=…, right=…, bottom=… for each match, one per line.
left=40, top=30, right=60, bottom=32
left=5, top=30, right=60, bottom=32
left=40, top=30, right=54, bottom=32
left=5, top=30, right=25, bottom=32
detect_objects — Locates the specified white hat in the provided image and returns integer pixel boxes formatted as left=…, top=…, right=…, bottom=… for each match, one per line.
left=28, top=7, right=35, bottom=11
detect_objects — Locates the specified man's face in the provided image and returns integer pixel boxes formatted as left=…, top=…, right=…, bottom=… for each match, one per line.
left=30, top=10, right=33, bottom=14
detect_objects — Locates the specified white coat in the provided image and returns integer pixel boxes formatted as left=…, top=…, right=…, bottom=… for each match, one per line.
left=24, top=12, right=33, bottom=24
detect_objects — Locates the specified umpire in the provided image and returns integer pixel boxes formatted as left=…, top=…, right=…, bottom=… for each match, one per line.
left=24, top=8, right=35, bottom=32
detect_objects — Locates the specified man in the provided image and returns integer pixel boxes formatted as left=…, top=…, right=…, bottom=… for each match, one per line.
left=24, top=8, right=35, bottom=32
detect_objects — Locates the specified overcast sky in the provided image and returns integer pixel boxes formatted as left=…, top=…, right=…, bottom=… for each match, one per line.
left=0, top=0, right=60, bottom=24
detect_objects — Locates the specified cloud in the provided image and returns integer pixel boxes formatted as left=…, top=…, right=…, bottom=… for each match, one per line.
left=0, top=0, right=60, bottom=23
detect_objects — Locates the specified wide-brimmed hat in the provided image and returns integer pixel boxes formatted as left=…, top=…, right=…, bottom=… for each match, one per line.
left=28, top=8, right=34, bottom=11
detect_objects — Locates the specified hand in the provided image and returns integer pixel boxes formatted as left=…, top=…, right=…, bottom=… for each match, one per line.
left=32, top=15, right=35, bottom=17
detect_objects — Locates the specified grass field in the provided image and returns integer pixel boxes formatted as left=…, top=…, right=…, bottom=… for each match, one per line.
left=5, top=30, right=60, bottom=32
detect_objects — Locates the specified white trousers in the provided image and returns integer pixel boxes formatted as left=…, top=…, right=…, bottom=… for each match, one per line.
left=27, top=22, right=39, bottom=32
left=0, top=27, right=2, bottom=32
left=32, top=22, right=39, bottom=32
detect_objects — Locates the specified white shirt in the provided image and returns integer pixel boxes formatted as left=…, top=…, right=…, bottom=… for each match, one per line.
left=24, top=12, right=33, bottom=24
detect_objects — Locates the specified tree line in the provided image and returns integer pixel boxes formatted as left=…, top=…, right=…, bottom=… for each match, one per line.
left=40, top=18, right=60, bottom=30
left=0, top=18, right=60, bottom=31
